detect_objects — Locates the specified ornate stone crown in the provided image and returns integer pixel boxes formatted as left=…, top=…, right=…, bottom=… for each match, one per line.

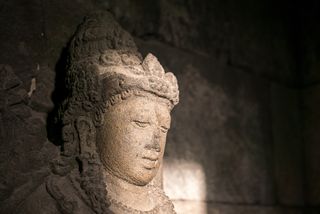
left=98, top=50, right=179, bottom=106
left=67, top=12, right=179, bottom=110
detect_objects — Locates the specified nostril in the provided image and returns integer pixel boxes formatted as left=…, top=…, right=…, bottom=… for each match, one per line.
left=145, top=138, right=161, bottom=152
left=153, top=138, right=161, bottom=151
left=153, top=142, right=161, bottom=152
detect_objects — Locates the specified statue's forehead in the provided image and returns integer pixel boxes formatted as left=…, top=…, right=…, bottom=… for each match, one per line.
left=117, top=95, right=170, bottom=110
left=109, top=95, right=171, bottom=119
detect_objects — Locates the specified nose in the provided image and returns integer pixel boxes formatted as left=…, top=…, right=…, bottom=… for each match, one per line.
left=145, top=128, right=161, bottom=152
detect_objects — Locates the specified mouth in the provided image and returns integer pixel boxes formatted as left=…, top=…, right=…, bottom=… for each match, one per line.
left=142, top=156, right=159, bottom=170
left=142, top=156, right=158, bottom=161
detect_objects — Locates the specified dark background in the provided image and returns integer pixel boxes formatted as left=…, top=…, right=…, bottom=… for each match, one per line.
left=0, top=0, right=319, bottom=213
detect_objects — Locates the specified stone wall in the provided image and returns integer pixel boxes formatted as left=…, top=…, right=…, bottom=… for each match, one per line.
left=0, top=0, right=317, bottom=213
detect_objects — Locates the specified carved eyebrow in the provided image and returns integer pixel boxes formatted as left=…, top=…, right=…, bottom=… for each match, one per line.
left=159, top=126, right=169, bottom=133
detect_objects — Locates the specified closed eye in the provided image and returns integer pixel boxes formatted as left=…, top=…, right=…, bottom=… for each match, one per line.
left=133, top=120, right=150, bottom=128
left=160, top=126, right=169, bottom=133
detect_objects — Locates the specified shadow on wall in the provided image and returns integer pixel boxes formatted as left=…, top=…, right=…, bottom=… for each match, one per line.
left=47, top=45, right=71, bottom=146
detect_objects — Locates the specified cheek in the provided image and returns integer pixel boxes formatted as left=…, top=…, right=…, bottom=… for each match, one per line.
left=100, top=125, right=126, bottom=155
left=110, top=126, right=150, bottom=159
left=125, top=126, right=154, bottom=146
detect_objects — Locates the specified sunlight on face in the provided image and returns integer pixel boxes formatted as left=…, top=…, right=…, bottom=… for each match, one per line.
left=98, top=95, right=171, bottom=186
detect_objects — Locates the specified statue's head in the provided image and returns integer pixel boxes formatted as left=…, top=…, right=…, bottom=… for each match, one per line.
left=57, top=12, right=179, bottom=187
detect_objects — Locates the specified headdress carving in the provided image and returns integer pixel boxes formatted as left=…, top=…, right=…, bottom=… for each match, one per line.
left=64, top=11, right=179, bottom=118
left=99, top=51, right=179, bottom=106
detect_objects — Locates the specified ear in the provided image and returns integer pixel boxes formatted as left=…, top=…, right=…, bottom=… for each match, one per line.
left=75, top=116, right=96, bottom=159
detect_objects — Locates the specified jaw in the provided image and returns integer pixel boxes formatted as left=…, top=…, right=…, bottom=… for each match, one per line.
left=122, top=167, right=159, bottom=186
left=103, top=163, right=158, bottom=187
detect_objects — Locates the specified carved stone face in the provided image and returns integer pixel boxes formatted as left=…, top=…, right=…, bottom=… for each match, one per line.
left=98, top=95, right=171, bottom=186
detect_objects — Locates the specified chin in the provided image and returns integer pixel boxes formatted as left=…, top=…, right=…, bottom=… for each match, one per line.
left=131, top=170, right=158, bottom=186
left=134, top=180, right=150, bottom=186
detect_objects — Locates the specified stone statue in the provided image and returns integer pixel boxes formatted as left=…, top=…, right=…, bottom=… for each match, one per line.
left=15, top=12, right=179, bottom=214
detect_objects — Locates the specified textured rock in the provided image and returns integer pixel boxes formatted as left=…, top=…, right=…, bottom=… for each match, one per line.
left=106, top=0, right=296, bottom=85
left=0, top=65, right=57, bottom=213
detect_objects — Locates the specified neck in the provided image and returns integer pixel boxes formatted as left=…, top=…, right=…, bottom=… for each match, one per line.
left=103, top=169, right=156, bottom=211
left=104, top=169, right=147, bottom=194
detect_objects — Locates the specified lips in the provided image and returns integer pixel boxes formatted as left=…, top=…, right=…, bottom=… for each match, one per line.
left=142, top=156, right=158, bottom=161
left=142, top=155, right=159, bottom=169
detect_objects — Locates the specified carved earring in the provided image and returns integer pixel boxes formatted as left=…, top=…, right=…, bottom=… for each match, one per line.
left=75, top=116, right=96, bottom=171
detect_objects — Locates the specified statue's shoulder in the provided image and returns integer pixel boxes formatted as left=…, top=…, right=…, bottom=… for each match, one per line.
left=16, top=175, right=95, bottom=214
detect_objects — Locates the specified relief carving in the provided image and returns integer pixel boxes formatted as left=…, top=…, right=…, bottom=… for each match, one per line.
left=16, top=12, right=179, bottom=214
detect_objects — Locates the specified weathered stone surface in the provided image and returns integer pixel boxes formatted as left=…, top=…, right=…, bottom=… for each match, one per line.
left=0, top=65, right=58, bottom=213
left=106, top=0, right=296, bottom=85
left=29, top=67, right=55, bottom=112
